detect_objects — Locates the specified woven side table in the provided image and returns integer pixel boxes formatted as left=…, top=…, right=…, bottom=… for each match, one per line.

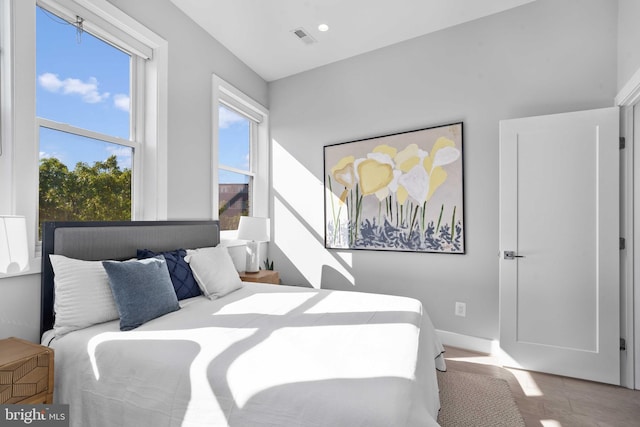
left=0, top=337, right=54, bottom=404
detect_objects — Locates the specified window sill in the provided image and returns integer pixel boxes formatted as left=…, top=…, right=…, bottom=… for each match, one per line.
left=0, top=257, right=42, bottom=279
left=219, top=239, right=246, bottom=248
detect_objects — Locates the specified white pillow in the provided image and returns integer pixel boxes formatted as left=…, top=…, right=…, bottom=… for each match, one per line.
left=185, top=246, right=242, bottom=299
left=50, top=254, right=119, bottom=337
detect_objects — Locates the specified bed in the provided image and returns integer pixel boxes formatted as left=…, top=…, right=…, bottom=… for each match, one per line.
left=40, top=220, right=445, bottom=427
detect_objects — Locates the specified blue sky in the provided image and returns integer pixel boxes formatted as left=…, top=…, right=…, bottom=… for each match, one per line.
left=36, top=6, right=249, bottom=182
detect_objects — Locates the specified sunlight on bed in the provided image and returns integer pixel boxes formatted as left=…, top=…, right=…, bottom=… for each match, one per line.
left=84, top=287, right=427, bottom=425
left=304, top=290, right=421, bottom=314
left=87, top=327, right=259, bottom=425
left=227, top=323, right=420, bottom=407
left=87, top=328, right=256, bottom=382
left=215, top=292, right=318, bottom=315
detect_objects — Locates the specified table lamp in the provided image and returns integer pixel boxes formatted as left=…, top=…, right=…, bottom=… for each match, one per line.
left=0, top=215, right=30, bottom=274
left=237, top=216, right=270, bottom=273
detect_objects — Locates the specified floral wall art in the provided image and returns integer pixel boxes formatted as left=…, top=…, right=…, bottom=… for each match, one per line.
left=324, top=122, right=464, bottom=253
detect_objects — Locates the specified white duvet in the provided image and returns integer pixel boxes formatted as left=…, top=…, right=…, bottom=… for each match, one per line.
left=46, top=283, right=445, bottom=427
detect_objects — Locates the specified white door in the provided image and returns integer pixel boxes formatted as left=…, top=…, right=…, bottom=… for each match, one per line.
left=499, top=107, right=620, bottom=385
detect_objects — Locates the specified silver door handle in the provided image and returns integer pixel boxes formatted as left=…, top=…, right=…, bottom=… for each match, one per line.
left=504, top=251, right=525, bottom=260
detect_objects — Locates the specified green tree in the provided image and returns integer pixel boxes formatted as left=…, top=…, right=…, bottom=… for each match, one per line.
left=73, top=156, right=131, bottom=220
left=39, top=155, right=131, bottom=230
left=39, top=157, right=73, bottom=222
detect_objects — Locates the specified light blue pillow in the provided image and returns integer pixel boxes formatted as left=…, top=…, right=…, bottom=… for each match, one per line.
left=102, top=256, right=180, bottom=331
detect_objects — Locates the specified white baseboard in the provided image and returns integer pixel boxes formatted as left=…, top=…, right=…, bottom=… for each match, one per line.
left=436, top=329, right=499, bottom=355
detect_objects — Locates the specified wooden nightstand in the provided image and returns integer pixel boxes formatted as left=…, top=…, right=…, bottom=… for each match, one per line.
left=0, top=337, right=54, bottom=404
left=239, top=270, right=280, bottom=285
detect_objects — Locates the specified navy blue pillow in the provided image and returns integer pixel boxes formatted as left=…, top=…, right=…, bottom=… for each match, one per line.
left=102, top=256, right=180, bottom=331
left=137, top=248, right=201, bottom=300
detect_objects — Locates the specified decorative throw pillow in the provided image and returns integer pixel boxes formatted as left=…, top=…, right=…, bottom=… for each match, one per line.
left=185, top=246, right=243, bottom=299
left=102, top=256, right=180, bottom=331
left=50, top=254, right=120, bottom=337
left=137, top=248, right=201, bottom=300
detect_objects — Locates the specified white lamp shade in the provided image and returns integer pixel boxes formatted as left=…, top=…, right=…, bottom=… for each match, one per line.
left=237, top=216, right=270, bottom=242
left=0, top=216, right=29, bottom=274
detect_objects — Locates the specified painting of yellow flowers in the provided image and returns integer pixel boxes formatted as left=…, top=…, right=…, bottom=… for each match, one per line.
left=324, top=122, right=464, bottom=253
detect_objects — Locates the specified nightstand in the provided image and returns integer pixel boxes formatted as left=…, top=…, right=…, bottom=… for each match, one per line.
left=0, top=337, right=54, bottom=404
left=239, top=270, right=280, bottom=285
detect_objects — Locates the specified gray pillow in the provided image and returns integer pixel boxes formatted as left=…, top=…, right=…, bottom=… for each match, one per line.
left=102, top=256, right=180, bottom=331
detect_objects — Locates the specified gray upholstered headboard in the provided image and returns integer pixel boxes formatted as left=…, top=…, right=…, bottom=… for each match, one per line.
left=40, top=220, right=220, bottom=336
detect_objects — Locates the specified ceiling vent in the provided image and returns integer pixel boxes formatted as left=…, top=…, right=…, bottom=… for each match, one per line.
left=291, top=27, right=316, bottom=45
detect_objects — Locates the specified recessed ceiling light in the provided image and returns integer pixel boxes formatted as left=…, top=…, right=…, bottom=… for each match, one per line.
left=318, top=24, right=329, bottom=32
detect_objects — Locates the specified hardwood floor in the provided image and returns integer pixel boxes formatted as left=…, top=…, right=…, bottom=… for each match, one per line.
left=442, top=345, right=640, bottom=427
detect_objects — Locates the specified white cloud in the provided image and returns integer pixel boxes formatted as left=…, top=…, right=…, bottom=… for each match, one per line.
left=107, top=145, right=132, bottom=169
left=38, top=73, right=63, bottom=92
left=38, top=72, right=110, bottom=104
left=39, top=151, right=67, bottom=166
left=219, top=106, right=246, bottom=129
left=113, top=94, right=130, bottom=112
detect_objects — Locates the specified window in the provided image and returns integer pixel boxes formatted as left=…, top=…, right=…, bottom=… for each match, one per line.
left=217, top=104, right=254, bottom=230
left=36, top=3, right=142, bottom=233
left=0, top=0, right=165, bottom=267
left=213, top=75, right=269, bottom=231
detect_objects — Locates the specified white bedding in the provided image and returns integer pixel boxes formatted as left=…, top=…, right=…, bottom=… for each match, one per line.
left=45, top=282, right=445, bottom=427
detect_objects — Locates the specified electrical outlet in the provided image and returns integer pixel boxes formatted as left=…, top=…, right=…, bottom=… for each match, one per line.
left=455, top=302, right=466, bottom=317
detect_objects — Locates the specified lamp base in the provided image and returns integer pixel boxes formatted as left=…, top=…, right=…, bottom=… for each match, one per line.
left=245, top=240, right=260, bottom=273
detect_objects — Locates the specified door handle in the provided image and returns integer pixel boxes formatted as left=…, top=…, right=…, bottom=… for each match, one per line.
left=504, top=251, right=525, bottom=260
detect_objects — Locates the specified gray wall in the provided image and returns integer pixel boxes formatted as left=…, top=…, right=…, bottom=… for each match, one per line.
left=0, top=275, right=40, bottom=341
left=618, top=0, right=640, bottom=92
left=268, top=0, right=618, bottom=340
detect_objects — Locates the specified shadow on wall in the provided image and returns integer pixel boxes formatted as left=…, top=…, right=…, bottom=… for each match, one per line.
left=271, top=139, right=354, bottom=289
left=320, top=264, right=356, bottom=291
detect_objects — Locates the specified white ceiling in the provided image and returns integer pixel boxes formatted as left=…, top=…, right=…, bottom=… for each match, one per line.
left=170, top=0, right=536, bottom=82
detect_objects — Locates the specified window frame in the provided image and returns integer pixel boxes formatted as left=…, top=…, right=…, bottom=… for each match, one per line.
left=37, top=0, right=152, bottom=60
left=40, top=0, right=170, bottom=222
left=0, top=0, right=13, bottom=212
left=212, top=74, right=269, bottom=237
left=34, top=0, right=168, bottom=218
left=0, top=0, right=168, bottom=275
left=0, top=0, right=9, bottom=206
left=36, top=1, right=144, bottom=226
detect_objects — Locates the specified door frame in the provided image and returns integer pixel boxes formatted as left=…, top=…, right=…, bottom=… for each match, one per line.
left=615, top=67, right=640, bottom=390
